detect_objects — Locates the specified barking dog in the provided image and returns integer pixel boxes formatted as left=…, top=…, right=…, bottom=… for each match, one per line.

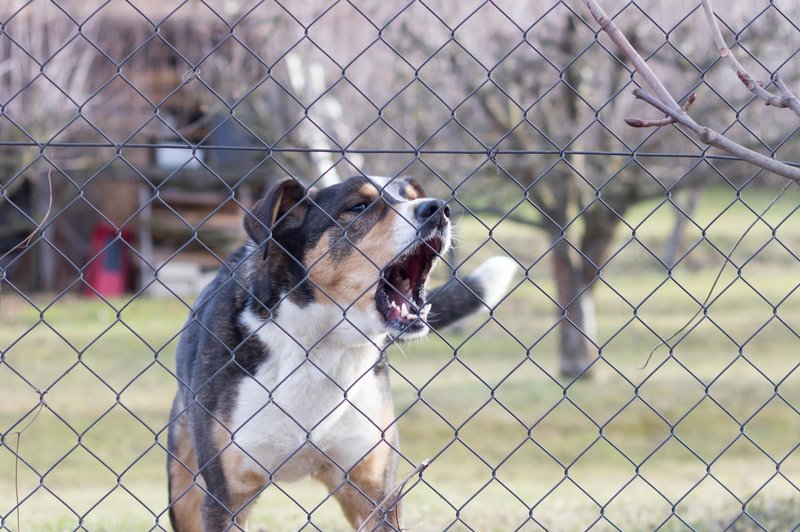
left=167, top=176, right=515, bottom=531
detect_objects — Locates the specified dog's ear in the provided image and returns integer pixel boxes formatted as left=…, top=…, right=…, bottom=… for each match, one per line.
left=244, top=179, right=307, bottom=260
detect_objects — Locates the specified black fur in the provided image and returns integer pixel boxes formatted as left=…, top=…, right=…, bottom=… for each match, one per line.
left=425, top=274, right=489, bottom=331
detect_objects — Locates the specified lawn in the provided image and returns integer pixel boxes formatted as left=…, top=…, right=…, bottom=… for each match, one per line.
left=1, top=184, right=800, bottom=530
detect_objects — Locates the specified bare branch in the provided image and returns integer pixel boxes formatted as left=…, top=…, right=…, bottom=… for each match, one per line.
left=632, top=87, right=800, bottom=180
left=623, top=116, right=674, bottom=128
left=457, top=206, right=547, bottom=229
left=625, top=92, right=696, bottom=128
left=701, top=0, right=800, bottom=116
left=771, top=72, right=800, bottom=116
left=582, top=0, right=682, bottom=112
left=582, top=0, right=800, bottom=183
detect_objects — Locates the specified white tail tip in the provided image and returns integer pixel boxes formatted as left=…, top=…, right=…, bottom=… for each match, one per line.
left=469, top=256, right=517, bottom=308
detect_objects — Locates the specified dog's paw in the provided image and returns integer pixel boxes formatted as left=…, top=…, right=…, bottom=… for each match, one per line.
left=467, top=256, right=517, bottom=308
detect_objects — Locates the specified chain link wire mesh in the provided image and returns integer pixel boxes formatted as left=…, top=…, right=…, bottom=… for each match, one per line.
left=2, top=0, right=800, bottom=530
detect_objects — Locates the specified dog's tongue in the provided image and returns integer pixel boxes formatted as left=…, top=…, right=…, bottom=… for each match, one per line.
left=387, top=306, right=402, bottom=321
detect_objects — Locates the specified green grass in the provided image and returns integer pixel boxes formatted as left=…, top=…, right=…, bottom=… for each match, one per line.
left=2, top=185, right=800, bottom=530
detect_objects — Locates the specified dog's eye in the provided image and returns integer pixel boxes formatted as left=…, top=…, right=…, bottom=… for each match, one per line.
left=349, top=202, right=369, bottom=213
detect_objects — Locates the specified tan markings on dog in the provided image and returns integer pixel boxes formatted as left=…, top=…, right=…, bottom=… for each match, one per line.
left=306, top=211, right=401, bottom=311
left=403, top=184, right=420, bottom=200
left=405, top=180, right=425, bottom=201
left=315, top=402, right=400, bottom=529
left=305, top=231, right=342, bottom=297
left=169, top=413, right=206, bottom=532
left=358, top=183, right=380, bottom=201
left=212, top=422, right=267, bottom=527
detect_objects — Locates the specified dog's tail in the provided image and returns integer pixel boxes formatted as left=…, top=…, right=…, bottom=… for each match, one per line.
left=425, top=256, right=517, bottom=331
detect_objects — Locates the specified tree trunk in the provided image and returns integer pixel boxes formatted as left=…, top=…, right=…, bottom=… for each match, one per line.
left=666, top=188, right=701, bottom=267
left=552, top=237, right=593, bottom=379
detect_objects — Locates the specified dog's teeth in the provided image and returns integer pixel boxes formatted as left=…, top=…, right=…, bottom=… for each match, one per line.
left=401, top=303, right=408, bottom=317
left=389, top=300, right=397, bottom=309
left=421, top=303, right=432, bottom=318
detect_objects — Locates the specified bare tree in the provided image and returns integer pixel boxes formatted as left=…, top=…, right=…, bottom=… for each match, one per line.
left=374, top=4, right=699, bottom=378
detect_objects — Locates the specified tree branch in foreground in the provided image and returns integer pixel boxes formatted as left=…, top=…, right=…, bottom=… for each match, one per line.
left=701, top=0, right=800, bottom=117
left=771, top=72, right=800, bottom=116
left=581, top=0, right=800, bottom=182
left=625, top=92, right=696, bottom=128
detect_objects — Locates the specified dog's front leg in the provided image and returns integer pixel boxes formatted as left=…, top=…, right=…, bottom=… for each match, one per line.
left=197, top=452, right=263, bottom=532
left=316, top=433, right=403, bottom=531
left=194, top=419, right=265, bottom=532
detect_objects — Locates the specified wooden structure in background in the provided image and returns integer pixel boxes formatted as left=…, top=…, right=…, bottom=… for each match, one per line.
left=137, top=180, right=258, bottom=297
left=0, top=3, right=282, bottom=295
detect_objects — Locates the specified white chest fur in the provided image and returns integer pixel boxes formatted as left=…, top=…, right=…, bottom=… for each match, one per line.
left=232, top=302, right=388, bottom=482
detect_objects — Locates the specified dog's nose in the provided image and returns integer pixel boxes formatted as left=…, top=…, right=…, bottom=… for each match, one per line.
left=414, top=199, right=450, bottom=229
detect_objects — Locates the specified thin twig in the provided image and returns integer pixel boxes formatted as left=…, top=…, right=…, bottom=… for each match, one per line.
left=634, top=85, right=800, bottom=181
left=701, top=0, right=800, bottom=116
left=641, top=180, right=794, bottom=368
left=626, top=92, right=696, bottom=128
left=771, top=72, right=800, bottom=116
left=582, top=0, right=681, bottom=111
left=356, top=459, right=430, bottom=532
left=455, top=207, right=546, bottom=229
left=12, top=401, right=46, bottom=532
left=581, top=0, right=800, bottom=182
left=0, top=165, right=54, bottom=264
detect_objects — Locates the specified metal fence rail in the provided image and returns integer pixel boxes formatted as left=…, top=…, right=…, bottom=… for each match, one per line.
left=2, top=0, right=800, bottom=530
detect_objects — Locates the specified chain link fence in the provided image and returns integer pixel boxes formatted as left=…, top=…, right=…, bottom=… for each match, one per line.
left=2, top=0, right=800, bottom=530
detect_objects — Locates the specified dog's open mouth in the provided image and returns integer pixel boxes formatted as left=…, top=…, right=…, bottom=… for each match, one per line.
left=375, top=236, right=443, bottom=330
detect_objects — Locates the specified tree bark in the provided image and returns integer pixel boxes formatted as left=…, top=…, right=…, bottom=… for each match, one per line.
left=551, top=236, right=593, bottom=379
left=666, top=189, right=701, bottom=267
left=552, top=197, right=633, bottom=379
